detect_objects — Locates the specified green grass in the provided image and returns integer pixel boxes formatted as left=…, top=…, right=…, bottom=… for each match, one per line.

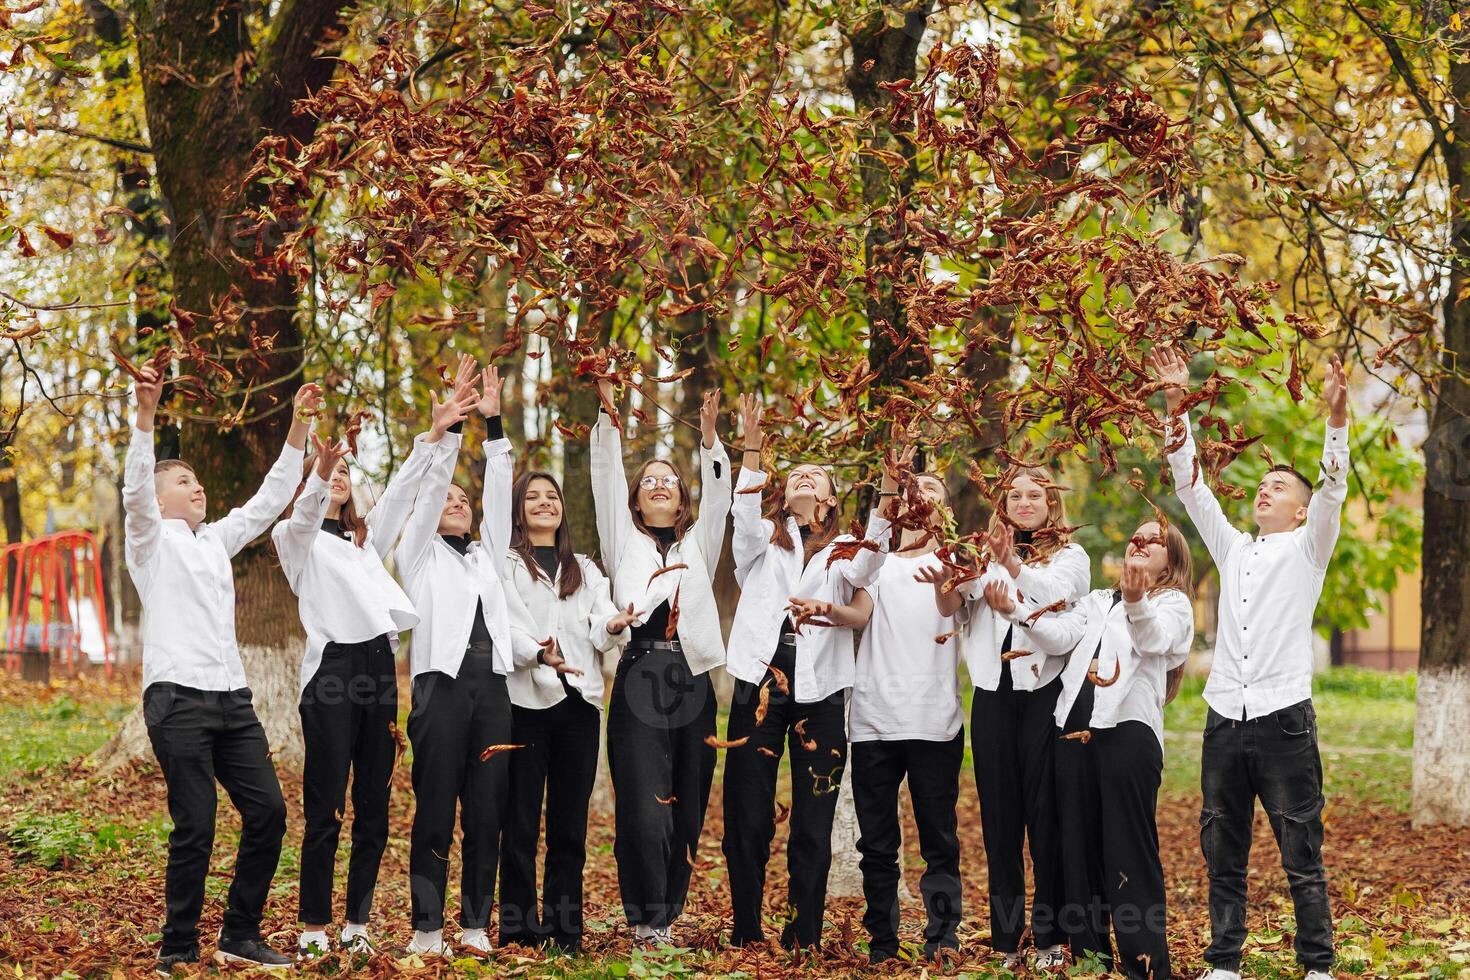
left=0, top=693, right=130, bottom=783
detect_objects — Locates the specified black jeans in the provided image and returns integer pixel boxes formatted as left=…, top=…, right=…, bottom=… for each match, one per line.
left=1055, top=684, right=1170, bottom=980
left=971, top=672, right=1066, bottom=952
left=1201, top=700, right=1333, bottom=974
left=721, top=643, right=847, bottom=949
left=297, top=635, right=398, bottom=926
left=143, top=683, right=287, bottom=956
left=499, top=692, right=601, bottom=952
left=606, top=641, right=717, bottom=929
left=851, top=733, right=964, bottom=959
left=406, top=642, right=512, bottom=931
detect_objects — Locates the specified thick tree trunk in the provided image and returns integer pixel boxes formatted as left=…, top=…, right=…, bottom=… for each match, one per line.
left=1413, top=56, right=1470, bottom=828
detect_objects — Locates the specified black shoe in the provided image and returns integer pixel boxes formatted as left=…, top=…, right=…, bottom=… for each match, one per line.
left=155, top=948, right=199, bottom=975
left=214, top=936, right=292, bottom=968
left=868, top=947, right=899, bottom=965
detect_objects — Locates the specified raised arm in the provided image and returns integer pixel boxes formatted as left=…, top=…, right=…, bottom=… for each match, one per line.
left=787, top=590, right=873, bottom=631
left=731, top=395, right=773, bottom=584
left=1149, top=347, right=1249, bottom=565
left=122, top=366, right=165, bottom=584
left=213, top=384, right=320, bottom=557
left=365, top=431, right=452, bottom=559
left=691, top=389, right=732, bottom=579
left=843, top=443, right=908, bottom=588
left=1303, top=354, right=1350, bottom=569
left=590, top=379, right=636, bottom=569
left=394, top=362, right=479, bottom=575
left=474, top=365, right=515, bottom=578
left=271, top=434, right=348, bottom=592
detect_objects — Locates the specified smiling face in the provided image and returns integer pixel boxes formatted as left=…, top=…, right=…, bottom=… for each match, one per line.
left=1126, top=520, right=1170, bottom=582
left=634, top=460, right=683, bottom=528
left=522, top=476, right=564, bottom=537
left=155, top=462, right=207, bottom=528
left=327, top=458, right=353, bottom=510
left=438, top=483, right=473, bottom=537
left=1254, top=469, right=1310, bottom=534
left=785, top=463, right=836, bottom=520
left=1005, top=473, right=1049, bottom=531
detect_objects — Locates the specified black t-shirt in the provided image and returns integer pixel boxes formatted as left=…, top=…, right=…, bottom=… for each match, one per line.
left=533, top=544, right=560, bottom=582
left=321, top=517, right=351, bottom=541
left=442, top=533, right=492, bottom=646
left=632, top=525, right=679, bottom=642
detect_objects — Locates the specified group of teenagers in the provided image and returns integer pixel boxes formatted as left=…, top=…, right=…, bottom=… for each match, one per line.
left=123, top=345, right=1350, bottom=980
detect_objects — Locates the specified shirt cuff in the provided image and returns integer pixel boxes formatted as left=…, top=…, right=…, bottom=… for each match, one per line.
left=1324, top=421, right=1348, bottom=446
left=1123, top=597, right=1152, bottom=621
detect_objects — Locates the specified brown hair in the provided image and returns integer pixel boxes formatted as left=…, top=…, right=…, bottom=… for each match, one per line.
left=1265, top=463, right=1314, bottom=503
left=767, top=463, right=842, bottom=560
left=154, top=459, right=194, bottom=478
left=988, top=465, right=1071, bottom=563
left=510, top=471, right=584, bottom=600
left=281, top=454, right=367, bottom=548
left=628, top=458, right=693, bottom=549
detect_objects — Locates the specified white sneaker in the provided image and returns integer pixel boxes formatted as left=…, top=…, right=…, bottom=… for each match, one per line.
left=1034, top=944, right=1066, bottom=970
left=339, top=927, right=374, bottom=955
left=459, top=928, right=493, bottom=958
left=1002, top=951, right=1022, bottom=969
left=406, top=930, right=452, bottom=958
left=1304, top=973, right=1333, bottom=980
left=1198, top=970, right=1243, bottom=980
left=296, top=931, right=332, bottom=961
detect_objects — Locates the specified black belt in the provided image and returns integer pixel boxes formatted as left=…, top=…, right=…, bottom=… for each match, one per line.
left=628, top=638, right=681, bottom=652
left=778, top=632, right=798, bottom=647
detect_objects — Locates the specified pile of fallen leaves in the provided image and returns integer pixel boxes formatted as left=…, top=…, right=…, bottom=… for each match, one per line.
left=1, top=675, right=1467, bottom=977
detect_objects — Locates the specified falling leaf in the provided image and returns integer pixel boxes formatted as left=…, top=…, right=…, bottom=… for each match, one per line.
left=705, top=735, right=750, bottom=749
left=479, top=743, right=524, bottom=762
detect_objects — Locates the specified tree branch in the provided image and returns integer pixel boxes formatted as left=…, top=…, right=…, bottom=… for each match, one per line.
left=30, top=123, right=152, bottom=155
left=252, top=0, right=355, bottom=140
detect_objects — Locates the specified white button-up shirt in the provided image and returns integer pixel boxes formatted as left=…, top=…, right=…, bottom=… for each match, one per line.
left=1168, top=412, right=1349, bottom=720
left=503, top=551, right=628, bottom=710
left=396, top=432, right=540, bottom=679
left=123, top=425, right=304, bottom=692
left=957, top=542, right=1091, bottom=691
left=726, top=467, right=891, bottom=703
left=1009, top=587, right=1194, bottom=748
left=272, top=433, right=445, bottom=692
left=590, top=413, right=732, bottom=676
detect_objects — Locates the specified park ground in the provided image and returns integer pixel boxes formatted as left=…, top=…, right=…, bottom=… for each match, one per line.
left=0, top=667, right=1467, bottom=978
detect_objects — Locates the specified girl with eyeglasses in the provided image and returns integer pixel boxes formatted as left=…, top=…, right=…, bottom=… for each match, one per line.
left=919, top=466, right=1090, bottom=971
left=719, top=395, right=889, bottom=950
left=590, top=377, right=732, bottom=950
left=983, top=519, right=1193, bottom=980
left=497, top=470, right=637, bottom=954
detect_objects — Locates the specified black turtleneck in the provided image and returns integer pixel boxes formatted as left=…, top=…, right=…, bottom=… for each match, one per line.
left=441, top=533, right=492, bottom=645
left=632, top=525, right=679, bottom=642
left=1000, top=527, right=1037, bottom=658
left=533, top=544, right=559, bottom=582
left=321, top=517, right=351, bottom=540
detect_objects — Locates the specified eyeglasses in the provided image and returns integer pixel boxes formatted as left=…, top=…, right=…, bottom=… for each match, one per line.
left=639, top=474, right=681, bottom=492
left=1128, top=535, right=1164, bottom=550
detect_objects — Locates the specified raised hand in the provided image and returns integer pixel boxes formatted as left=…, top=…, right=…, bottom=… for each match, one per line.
left=476, top=364, right=505, bottom=418
left=988, top=521, right=1019, bottom=577
left=293, top=382, right=325, bottom=421
left=914, top=563, right=952, bottom=589
left=983, top=579, right=1016, bottom=616
left=538, top=636, right=583, bottom=676
left=134, top=364, right=163, bottom=420
left=428, top=385, right=477, bottom=441
left=1323, top=352, right=1347, bottom=427
left=699, top=388, right=722, bottom=450
left=738, top=393, right=763, bottom=451
left=450, top=353, right=478, bottom=400
left=1120, top=554, right=1149, bottom=603
left=606, top=603, right=639, bottom=635
left=1147, top=346, right=1189, bottom=415
left=311, top=431, right=352, bottom=481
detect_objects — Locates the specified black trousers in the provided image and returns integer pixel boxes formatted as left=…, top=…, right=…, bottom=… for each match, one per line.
left=721, top=643, right=848, bottom=948
left=971, top=671, right=1066, bottom=952
left=1055, top=685, right=1171, bottom=980
left=851, top=733, right=964, bottom=958
left=143, top=683, right=287, bottom=956
left=407, top=642, right=512, bottom=931
left=297, top=635, right=397, bottom=926
left=1201, top=700, right=1333, bottom=974
left=499, top=692, right=601, bottom=951
left=606, top=641, right=717, bottom=929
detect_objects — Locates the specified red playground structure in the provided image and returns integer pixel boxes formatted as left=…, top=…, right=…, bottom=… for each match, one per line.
left=2, top=530, right=112, bottom=680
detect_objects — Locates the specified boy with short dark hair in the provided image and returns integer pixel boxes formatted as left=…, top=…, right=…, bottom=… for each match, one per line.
left=125, top=363, right=319, bottom=974
left=1149, top=348, right=1349, bottom=980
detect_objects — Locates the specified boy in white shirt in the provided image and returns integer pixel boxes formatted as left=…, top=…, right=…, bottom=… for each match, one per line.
left=125, top=364, right=317, bottom=974
left=1150, top=348, right=1348, bottom=980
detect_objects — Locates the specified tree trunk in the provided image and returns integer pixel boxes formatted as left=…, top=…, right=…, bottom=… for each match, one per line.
left=1413, top=55, right=1470, bottom=829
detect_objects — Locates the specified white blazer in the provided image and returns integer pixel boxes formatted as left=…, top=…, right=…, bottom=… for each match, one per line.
left=503, top=550, right=628, bottom=709
left=726, top=466, right=891, bottom=702
left=1006, top=587, right=1194, bottom=747
left=957, top=542, right=1090, bottom=691
left=589, top=413, right=732, bottom=676
left=271, top=433, right=443, bottom=693
left=396, top=431, right=539, bottom=679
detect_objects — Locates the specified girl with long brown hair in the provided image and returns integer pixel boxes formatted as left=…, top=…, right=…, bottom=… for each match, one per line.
left=271, top=366, right=476, bottom=960
left=590, top=376, right=732, bottom=949
left=984, top=519, right=1194, bottom=980
left=498, top=470, right=636, bottom=953
left=719, top=395, right=888, bottom=950
left=919, top=466, right=1091, bottom=971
